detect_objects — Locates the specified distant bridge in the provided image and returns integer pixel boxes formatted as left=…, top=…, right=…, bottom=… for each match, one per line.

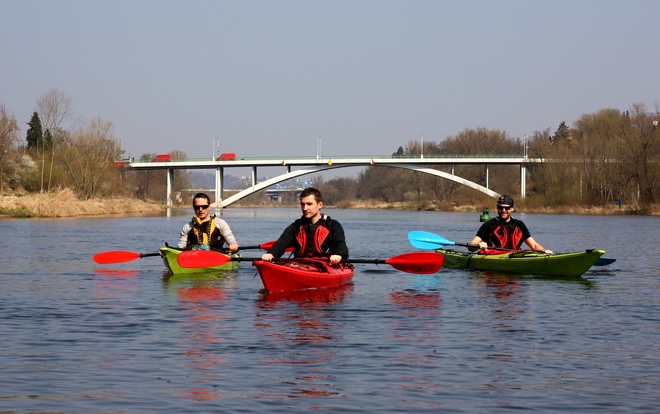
left=129, top=154, right=543, bottom=207
left=181, top=187, right=302, bottom=202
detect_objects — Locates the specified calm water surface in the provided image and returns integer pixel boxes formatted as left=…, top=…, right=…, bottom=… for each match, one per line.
left=1, top=209, right=659, bottom=412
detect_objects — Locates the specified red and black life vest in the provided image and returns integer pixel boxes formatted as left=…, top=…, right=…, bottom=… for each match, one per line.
left=295, top=216, right=334, bottom=257
left=489, top=220, right=524, bottom=250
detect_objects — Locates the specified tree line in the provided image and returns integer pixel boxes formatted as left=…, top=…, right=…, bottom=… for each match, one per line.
left=315, top=103, right=660, bottom=211
left=2, top=89, right=658, bottom=211
left=1, top=88, right=191, bottom=202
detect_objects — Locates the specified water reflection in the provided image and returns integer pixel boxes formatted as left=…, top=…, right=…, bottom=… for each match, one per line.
left=93, top=268, right=140, bottom=303
left=162, top=274, right=236, bottom=402
left=253, top=284, right=352, bottom=399
left=259, top=283, right=353, bottom=309
left=384, top=276, right=444, bottom=406
left=387, top=276, right=443, bottom=351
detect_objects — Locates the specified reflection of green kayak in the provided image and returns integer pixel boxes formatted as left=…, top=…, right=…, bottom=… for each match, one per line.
left=437, top=248, right=605, bottom=277
left=159, top=247, right=239, bottom=275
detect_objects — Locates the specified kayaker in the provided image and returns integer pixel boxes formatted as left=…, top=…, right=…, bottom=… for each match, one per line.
left=261, top=187, right=349, bottom=265
left=177, top=193, right=240, bottom=252
left=469, top=194, right=553, bottom=254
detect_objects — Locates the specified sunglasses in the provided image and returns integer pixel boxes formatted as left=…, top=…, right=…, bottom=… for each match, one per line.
left=194, top=205, right=210, bottom=210
left=497, top=205, right=512, bottom=211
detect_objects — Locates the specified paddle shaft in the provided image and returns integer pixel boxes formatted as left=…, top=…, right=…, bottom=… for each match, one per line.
left=176, top=250, right=443, bottom=274
left=139, top=252, right=161, bottom=258
left=227, top=257, right=387, bottom=265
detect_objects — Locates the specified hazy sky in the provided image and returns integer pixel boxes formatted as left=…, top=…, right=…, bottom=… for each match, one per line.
left=2, top=0, right=659, bottom=165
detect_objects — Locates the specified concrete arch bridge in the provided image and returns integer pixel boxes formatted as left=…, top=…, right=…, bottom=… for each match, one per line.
left=128, top=154, right=542, bottom=207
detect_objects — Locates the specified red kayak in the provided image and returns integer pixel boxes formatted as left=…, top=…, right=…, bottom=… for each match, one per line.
left=253, top=258, right=355, bottom=293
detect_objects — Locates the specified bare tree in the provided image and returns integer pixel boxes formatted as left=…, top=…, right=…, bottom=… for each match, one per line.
left=169, top=149, right=192, bottom=204
left=37, top=88, right=80, bottom=192
left=59, top=118, right=123, bottom=199
left=0, top=103, right=21, bottom=190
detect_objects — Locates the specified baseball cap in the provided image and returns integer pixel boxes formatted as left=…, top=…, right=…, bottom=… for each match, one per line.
left=497, top=194, right=514, bottom=207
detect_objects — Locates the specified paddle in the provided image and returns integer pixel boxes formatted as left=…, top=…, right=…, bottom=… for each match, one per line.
left=408, top=230, right=483, bottom=250
left=593, top=257, right=616, bottom=266
left=93, top=240, right=289, bottom=265
left=93, top=250, right=160, bottom=264
left=177, top=250, right=444, bottom=274
left=408, top=230, right=617, bottom=266
left=235, top=240, right=294, bottom=252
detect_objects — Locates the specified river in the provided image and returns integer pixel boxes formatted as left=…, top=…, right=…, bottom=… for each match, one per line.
left=1, top=208, right=659, bottom=412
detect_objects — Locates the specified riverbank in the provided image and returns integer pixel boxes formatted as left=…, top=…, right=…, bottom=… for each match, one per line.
left=0, top=189, right=167, bottom=218
left=2, top=190, right=658, bottom=218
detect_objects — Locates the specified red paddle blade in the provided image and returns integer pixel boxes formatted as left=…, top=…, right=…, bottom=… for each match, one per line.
left=259, top=240, right=276, bottom=250
left=93, top=250, right=141, bottom=264
left=177, top=250, right=232, bottom=268
left=258, top=240, right=294, bottom=252
left=385, top=252, right=444, bottom=274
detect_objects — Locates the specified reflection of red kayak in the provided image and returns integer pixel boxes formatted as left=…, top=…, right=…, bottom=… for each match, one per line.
left=260, top=283, right=354, bottom=306
left=253, top=259, right=355, bottom=293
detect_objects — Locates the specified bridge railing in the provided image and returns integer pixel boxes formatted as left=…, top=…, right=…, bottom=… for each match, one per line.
left=128, top=153, right=527, bottom=163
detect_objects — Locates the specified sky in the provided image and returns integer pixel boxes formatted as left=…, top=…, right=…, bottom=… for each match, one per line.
left=2, top=0, right=659, bottom=174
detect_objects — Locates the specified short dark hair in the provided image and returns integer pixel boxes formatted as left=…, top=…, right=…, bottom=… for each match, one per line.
left=300, top=187, right=323, bottom=203
left=192, top=193, right=211, bottom=206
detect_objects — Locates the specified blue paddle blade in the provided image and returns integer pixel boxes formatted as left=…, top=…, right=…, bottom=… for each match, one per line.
left=408, top=231, right=456, bottom=250
left=593, top=257, right=616, bottom=266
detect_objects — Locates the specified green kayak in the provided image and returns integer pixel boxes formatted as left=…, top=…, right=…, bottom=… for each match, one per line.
left=437, top=248, right=605, bottom=277
left=159, top=247, right=239, bottom=275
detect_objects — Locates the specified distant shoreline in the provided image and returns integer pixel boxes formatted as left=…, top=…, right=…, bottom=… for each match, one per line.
left=2, top=190, right=658, bottom=218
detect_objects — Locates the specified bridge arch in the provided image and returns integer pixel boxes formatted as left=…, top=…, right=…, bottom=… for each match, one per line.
left=217, top=163, right=499, bottom=208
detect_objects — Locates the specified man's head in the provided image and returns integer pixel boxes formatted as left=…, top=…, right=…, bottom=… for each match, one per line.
left=496, top=194, right=514, bottom=220
left=192, top=193, right=211, bottom=220
left=299, top=187, right=323, bottom=221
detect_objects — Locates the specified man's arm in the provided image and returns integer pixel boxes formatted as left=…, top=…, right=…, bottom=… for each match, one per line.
left=329, top=220, right=349, bottom=263
left=177, top=223, right=191, bottom=249
left=469, top=236, right=486, bottom=252
left=262, top=223, right=296, bottom=261
left=524, top=237, right=553, bottom=254
left=216, top=220, right=239, bottom=252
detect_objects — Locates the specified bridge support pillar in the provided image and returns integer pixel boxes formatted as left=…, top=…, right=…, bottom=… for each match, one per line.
left=215, top=167, right=224, bottom=204
left=252, top=166, right=257, bottom=188
left=520, top=165, right=526, bottom=199
left=485, top=164, right=489, bottom=189
left=167, top=168, right=174, bottom=206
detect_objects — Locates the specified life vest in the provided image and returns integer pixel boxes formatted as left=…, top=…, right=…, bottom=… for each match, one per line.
left=295, top=215, right=333, bottom=257
left=186, top=216, right=225, bottom=250
left=489, top=219, right=524, bottom=250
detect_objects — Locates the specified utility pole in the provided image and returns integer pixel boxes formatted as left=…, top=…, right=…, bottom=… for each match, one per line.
left=421, top=134, right=424, bottom=159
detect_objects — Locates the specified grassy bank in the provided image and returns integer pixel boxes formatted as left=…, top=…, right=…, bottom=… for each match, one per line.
left=0, top=189, right=166, bottom=218
left=2, top=190, right=658, bottom=218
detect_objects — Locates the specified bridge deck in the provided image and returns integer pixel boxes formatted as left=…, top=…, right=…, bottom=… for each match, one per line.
left=124, top=154, right=539, bottom=206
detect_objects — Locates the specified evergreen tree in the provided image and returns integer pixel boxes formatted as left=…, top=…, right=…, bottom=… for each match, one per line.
left=552, top=121, right=570, bottom=143
left=392, top=146, right=404, bottom=157
left=26, top=112, right=43, bottom=149
left=43, top=129, right=53, bottom=149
